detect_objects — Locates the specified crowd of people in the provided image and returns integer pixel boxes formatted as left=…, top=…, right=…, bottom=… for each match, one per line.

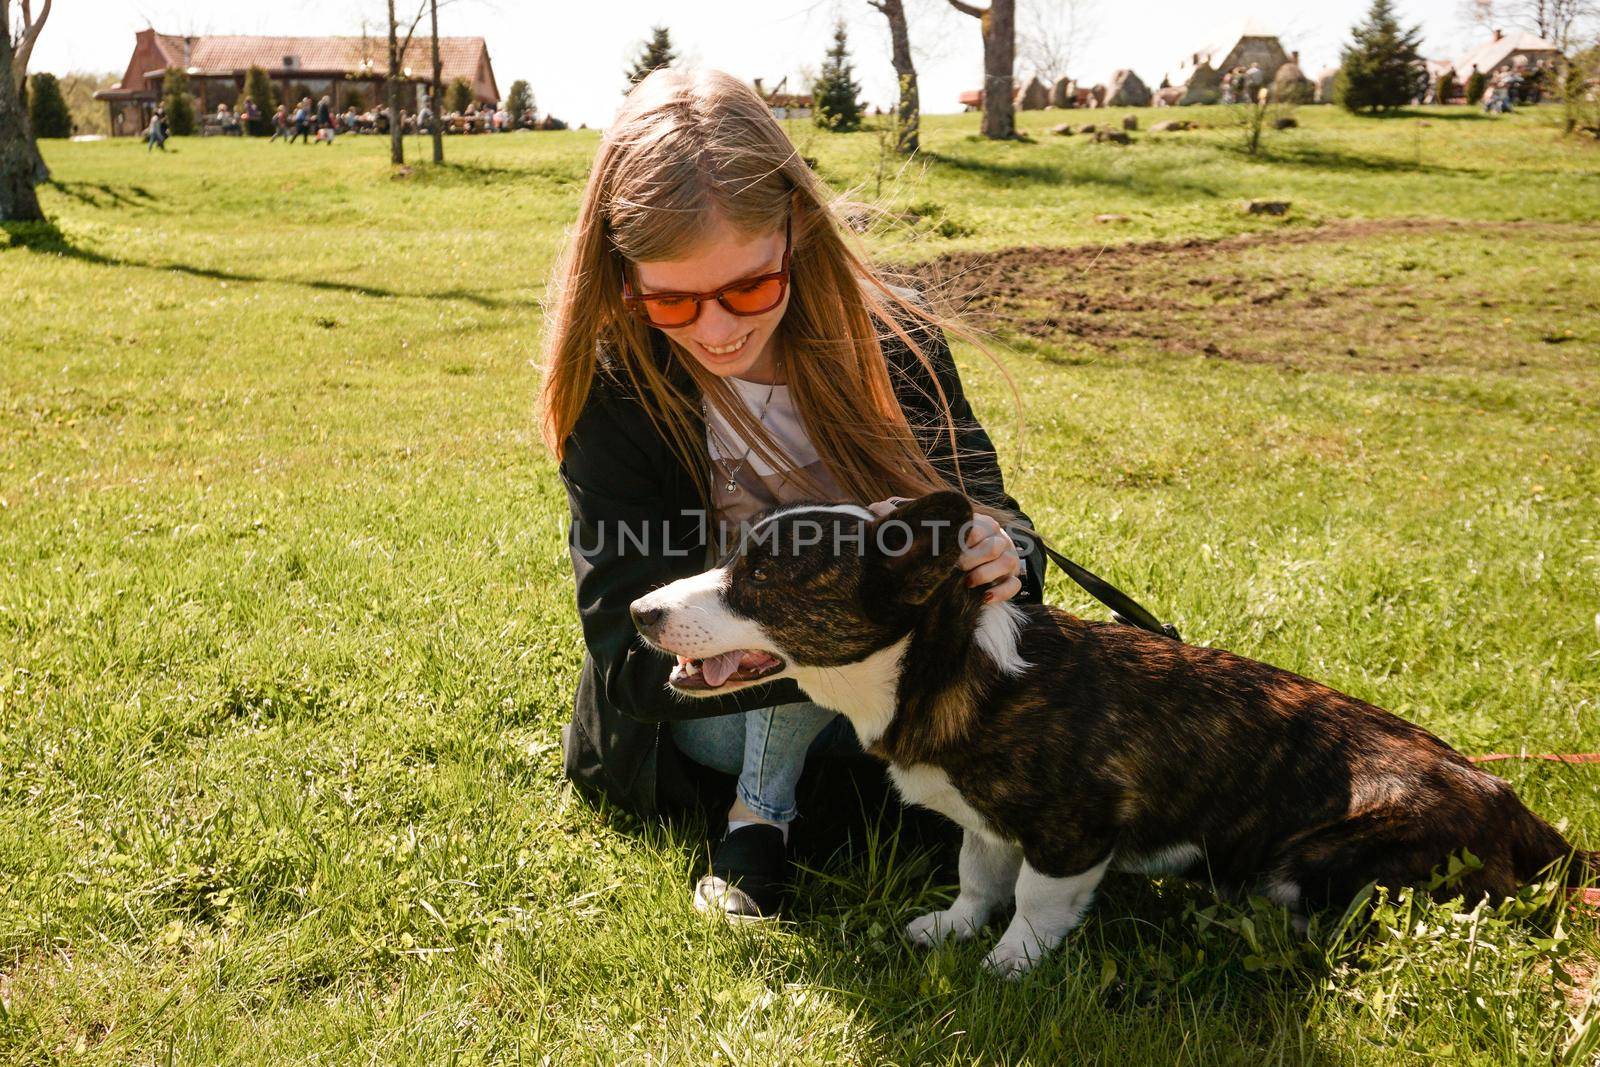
left=1479, top=58, right=1557, bottom=111
left=141, top=93, right=558, bottom=149
left=1219, top=62, right=1266, bottom=105
left=253, top=95, right=550, bottom=144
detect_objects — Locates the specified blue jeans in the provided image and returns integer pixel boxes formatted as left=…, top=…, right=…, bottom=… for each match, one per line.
left=670, top=702, right=855, bottom=823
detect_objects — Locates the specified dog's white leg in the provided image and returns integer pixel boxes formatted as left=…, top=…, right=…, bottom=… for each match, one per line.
left=906, top=830, right=1022, bottom=947
left=982, top=855, right=1110, bottom=979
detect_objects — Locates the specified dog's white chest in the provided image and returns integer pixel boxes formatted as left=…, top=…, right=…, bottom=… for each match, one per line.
left=888, top=763, right=1003, bottom=840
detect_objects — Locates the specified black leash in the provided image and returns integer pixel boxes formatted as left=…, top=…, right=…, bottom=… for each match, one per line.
left=1029, top=533, right=1182, bottom=642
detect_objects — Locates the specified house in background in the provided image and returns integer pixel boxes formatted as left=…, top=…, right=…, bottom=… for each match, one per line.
left=1171, top=18, right=1292, bottom=91
left=94, top=28, right=499, bottom=135
left=752, top=76, right=813, bottom=120
left=1451, top=27, right=1562, bottom=82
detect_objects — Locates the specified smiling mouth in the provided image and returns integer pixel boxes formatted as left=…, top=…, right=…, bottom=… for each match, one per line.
left=670, top=649, right=786, bottom=691
left=698, top=333, right=752, bottom=359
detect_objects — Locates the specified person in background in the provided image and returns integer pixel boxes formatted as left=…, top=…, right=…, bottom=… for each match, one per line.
left=316, top=95, right=334, bottom=140
left=1244, top=62, right=1264, bottom=97
left=289, top=98, right=312, bottom=143
left=145, top=104, right=167, bottom=152
left=269, top=103, right=289, bottom=142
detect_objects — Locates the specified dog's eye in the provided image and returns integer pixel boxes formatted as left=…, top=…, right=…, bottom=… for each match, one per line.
left=750, top=566, right=770, bottom=583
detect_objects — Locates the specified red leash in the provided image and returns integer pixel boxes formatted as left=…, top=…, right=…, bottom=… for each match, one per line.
left=1468, top=752, right=1600, bottom=766
left=1466, top=752, right=1600, bottom=908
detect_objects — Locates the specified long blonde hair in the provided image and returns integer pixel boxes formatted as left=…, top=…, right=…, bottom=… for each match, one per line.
left=539, top=67, right=1004, bottom=506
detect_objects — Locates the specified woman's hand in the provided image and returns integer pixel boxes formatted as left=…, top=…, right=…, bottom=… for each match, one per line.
left=866, top=497, right=1024, bottom=604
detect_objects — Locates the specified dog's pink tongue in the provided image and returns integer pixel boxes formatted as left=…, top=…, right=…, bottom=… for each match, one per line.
left=702, top=651, right=744, bottom=688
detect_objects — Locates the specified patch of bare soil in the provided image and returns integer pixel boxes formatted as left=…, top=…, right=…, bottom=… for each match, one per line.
left=887, top=220, right=1597, bottom=372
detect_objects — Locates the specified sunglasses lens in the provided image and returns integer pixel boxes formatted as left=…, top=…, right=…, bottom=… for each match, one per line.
left=720, top=277, right=785, bottom=315
left=640, top=295, right=699, bottom=327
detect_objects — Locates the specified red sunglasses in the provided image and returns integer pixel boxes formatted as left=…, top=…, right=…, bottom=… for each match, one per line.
left=621, top=218, right=792, bottom=328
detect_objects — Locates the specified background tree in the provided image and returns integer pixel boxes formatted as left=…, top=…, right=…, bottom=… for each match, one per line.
left=506, top=79, right=533, bottom=121
left=625, top=25, right=676, bottom=90
left=1336, top=0, right=1429, bottom=113
left=1465, top=65, right=1488, bottom=101
left=386, top=0, right=428, bottom=166
left=1016, top=0, right=1098, bottom=86
left=2, top=0, right=51, bottom=213
left=1435, top=68, right=1458, bottom=102
left=867, top=0, right=918, bottom=154
left=813, top=20, right=864, bottom=131
left=428, top=0, right=442, bottom=164
left=162, top=67, right=196, bottom=135
left=58, top=72, right=114, bottom=136
left=947, top=0, right=1015, bottom=139
left=446, top=76, right=472, bottom=114
left=26, top=69, right=67, bottom=137
left=1557, top=38, right=1600, bottom=134
left=244, top=65, right=276, bottom=135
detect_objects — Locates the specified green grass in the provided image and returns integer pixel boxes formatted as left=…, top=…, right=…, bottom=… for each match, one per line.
left=2, top=105, right=1598, bottom=1064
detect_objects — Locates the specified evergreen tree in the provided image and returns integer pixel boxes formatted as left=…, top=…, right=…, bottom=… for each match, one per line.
left=162, top=68, right=197, bottom=135
left=1435, top=70, right=1457, bottom=104
left=1465, top=67, right=1487, bottom=104
left=447, top=77, right=473, bottom=114
left=27, top=72, right=72, bottom=138
left=506, top=79, right=534, bottom=122
left=1335, top=0, right=1428, bottom=114
left=625, top=26, right=677, bottom=90
left=244, top=66, right=277, bottom=135
left=812, top=20, right=863, bottom=132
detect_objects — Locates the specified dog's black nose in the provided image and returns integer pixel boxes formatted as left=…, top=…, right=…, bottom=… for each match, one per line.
left=631, top=604, right=664, bottom=634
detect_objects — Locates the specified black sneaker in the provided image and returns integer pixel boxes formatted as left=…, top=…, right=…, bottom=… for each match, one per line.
left=693, top=823, right=788, bottom=922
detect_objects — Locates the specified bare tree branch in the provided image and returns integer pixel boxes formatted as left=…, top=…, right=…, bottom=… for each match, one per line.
left=10, top=0, right=50, bottom=92
left=1017, top=0, right=1096, bottom=84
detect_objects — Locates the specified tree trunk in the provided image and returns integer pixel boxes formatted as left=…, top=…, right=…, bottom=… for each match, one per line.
left=0, top=11, right=44, bottom=222
left=874, top=0, right=919, bottom=154
left=948, top=0, right=1015, bottom=140
left=387, top=0, right=405, bottom=166
left=430, top=0, right=443, bottom=164
left=979, top=0, right=1015, bottom=140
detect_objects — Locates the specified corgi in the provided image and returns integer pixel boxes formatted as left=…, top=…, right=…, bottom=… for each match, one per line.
left=630, top=492, right=1594, bottom=977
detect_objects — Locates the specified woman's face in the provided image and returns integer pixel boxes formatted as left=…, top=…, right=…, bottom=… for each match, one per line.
left=629, top=215, right=791, bottom=384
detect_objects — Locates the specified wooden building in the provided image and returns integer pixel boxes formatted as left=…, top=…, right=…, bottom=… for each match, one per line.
left=94, top=29, right=500, bottom=135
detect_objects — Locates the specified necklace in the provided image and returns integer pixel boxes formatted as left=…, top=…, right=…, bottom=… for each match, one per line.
left=704, top=376, right=780, bottom=493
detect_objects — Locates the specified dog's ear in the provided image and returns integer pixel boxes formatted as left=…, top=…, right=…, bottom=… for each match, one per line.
left=867, top=491, right=974, bottom=606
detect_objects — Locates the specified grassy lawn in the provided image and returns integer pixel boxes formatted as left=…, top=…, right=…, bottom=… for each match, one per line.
left=2, top=105, right=1598, bottom=1064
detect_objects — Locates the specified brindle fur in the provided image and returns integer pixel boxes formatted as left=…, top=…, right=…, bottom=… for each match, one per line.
left=642, top=494, right=1595, bottom=919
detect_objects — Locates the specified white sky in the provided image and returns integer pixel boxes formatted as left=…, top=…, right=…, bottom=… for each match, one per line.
left=35, top=1, right=1490, bottom=127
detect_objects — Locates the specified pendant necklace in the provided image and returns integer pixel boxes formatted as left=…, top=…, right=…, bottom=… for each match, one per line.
left=704, top=373, right=780, bottom=494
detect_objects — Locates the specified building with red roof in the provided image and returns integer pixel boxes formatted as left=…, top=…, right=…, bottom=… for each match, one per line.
left=94, top=28, right=499, bottom=135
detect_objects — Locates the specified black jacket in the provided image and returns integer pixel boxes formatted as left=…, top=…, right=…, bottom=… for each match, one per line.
left=557, top=318, right=1046, bottom=818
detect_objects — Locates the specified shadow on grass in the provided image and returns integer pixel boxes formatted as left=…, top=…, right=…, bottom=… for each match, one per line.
left=1263, top=144, right=1477, bottom=176
left=921, top=148, right=1225, bottom=201
left=2, top=217, right=510, bottom=309
left=921, top=149, right=1065, bottom=186
left=582, top=753, right=1338, bottom=1061
left=1360, top=107, right=1496, bottom=122
left=402, top=158, right=581, bottom=188
left=47, top=179, right=159, bottom=209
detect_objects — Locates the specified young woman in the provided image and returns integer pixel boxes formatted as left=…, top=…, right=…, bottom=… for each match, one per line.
left=541, top=68, right=1046, bottom=919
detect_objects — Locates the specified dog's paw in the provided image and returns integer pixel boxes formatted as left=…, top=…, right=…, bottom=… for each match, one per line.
left=906, top=908, right=979, bottom=947
left=981, top=936, right=1045, bottom=979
